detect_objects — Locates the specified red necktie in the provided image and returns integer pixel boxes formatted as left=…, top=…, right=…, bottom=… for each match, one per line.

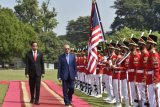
left=34, top=51, right=37, bottom=61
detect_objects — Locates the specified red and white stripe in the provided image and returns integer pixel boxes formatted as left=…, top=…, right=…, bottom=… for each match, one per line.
left=87, top=25, right=104, bottom=75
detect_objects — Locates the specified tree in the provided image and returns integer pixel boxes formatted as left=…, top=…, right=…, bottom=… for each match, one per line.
left=111, top=0, right=160, bottom=32
left=65, top=16, right=90, bottom=46
left=40, top=1, right=58, bottom=32
left=14, top=0, right=58, bottom=33
left=39, top=1, right=61, bottom=62
left=14, top=0, right=39, bottom=27
left=105, top=27, right=160, bottom=51
left=0, top=8, right=39, bottom=67
left=14, top=0, right=69, bottom=63
left=39, top=31, right=74, bottom=63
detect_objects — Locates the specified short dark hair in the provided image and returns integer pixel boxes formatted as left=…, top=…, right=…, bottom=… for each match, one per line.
left=31, top=41, right=38, bottom=46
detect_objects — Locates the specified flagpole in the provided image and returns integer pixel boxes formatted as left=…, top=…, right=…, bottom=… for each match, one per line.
left=94, top=1, right=105, bottom=40
left=94, top=0, right=106, bottom=95
left=94, top=0, right=110, bottom=55
left=89, top=0, right=95, bottom=38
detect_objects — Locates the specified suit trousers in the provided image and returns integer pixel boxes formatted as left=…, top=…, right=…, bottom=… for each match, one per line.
left=62, top=78, right=75, bottom=104
left=29, top=75, right=41, bottom=101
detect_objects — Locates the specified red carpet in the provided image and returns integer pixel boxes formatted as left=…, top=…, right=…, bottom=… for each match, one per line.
left=2, top=81, right=91, bottom=107
left=2, top=81, right=22, bottom=107
left=44, top=80, right=92, bottom=107
left=25, top=81, right=64, bottom=107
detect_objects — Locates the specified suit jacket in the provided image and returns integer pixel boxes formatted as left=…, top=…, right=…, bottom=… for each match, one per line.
left=25, top=50, right=45, bottom=77
left=58, top=53, right=77, bottom=80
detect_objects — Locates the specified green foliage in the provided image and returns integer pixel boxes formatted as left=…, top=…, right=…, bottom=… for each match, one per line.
left=0, top=84, right=8, bottom=106
left=14, top=0, right=58, bottom=33
left=111, top=0, right=160, bottom=32
left=14, top=0, right=73, bottom=63
left=0, top=8, right=38, bottom=64
left=14, top=0, right=39, bottom=26
left=105, top=27, right=160, bottom=51
left=40, top=32, right=74, bottom=63
left=65, top=16, right=90, bottom=46
left=40, top=1, right=58, bottom=32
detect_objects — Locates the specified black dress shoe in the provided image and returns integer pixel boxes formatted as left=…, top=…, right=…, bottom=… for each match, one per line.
left=69, top=101, right=72, bottom=105
left=144, top=102, right=150, bottom=107
left=65, top=103, right=69, bottom=106
left=35, top=101, right=40, bottom=105
left=30, top=99, right=34, bottom=103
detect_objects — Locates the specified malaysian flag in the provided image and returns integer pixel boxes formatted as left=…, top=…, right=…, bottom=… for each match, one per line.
left=87, top=0, right=104, bottom=75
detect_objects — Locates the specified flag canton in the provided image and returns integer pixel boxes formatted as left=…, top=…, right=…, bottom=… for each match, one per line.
left=92, top=5, right=99, bottom=28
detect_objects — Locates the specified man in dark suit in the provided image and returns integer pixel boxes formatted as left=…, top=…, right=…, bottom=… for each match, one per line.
left=58, top=44, right=77, bottom=106
left=25, top=41, right=45, bottom=105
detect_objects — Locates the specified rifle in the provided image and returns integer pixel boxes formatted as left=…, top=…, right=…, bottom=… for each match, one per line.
left=117, top=51, right=131, bottom=66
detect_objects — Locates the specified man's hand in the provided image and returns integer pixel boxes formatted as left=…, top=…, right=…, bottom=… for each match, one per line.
left=153, top=77, right=158, bottom=84
left=142, top=77, right=146, bottom=83
left=154, top=83, right=159, bottom=90
left=75, top=77, right=78, bottom=80
left=25, top=74, right=29, bottom=78
left=58, top=78, right=62, bottom=83
left=112, top=65, right=117, bottom=69
left=42, top=74, right=45, bottom=78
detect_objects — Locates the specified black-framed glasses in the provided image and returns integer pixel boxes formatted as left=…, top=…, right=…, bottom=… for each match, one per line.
left=65, top=48, right=70, bottom=50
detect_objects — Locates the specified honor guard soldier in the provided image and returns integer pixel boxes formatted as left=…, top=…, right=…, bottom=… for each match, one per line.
left=128, top=37, right=140, bottom=107
left=79, top=49, right=84, bottom=91
left=137, top=35, right=149, bottom=107
left=105, top=42, right=117, bottom=104
left=112, top=42, right=123, bottom=107
left=84, top=47, right=92, bottom=95
left=81, top=48, right=86, bottom=92
left=75, top=49, right=81, bottom=89
left=146, top=35, right=160, bottom=107
left=102, top=47, right=109, bottom=94
left=75, top=49, right=79, bottom=89
left=119, top=40, right=131, bottom=107
left=103, top=43, right=111, bottom=100
left=94, top=46, right=104, bottom=98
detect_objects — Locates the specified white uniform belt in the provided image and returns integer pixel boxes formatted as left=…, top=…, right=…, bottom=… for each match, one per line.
left=114, top=71, right=120, bottom=73
left=137, top=70, right=144, bottom=73
left=146, top=71, right=153, bottom=75
left=128, top=69, right=134, bottom=72
left=79, top=65, right=84, bottom=67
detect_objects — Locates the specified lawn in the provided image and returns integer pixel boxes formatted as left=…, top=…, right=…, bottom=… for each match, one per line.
left=0, top=85, right=8, bottom=107
left=0, top=69, right=115, bottom=107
